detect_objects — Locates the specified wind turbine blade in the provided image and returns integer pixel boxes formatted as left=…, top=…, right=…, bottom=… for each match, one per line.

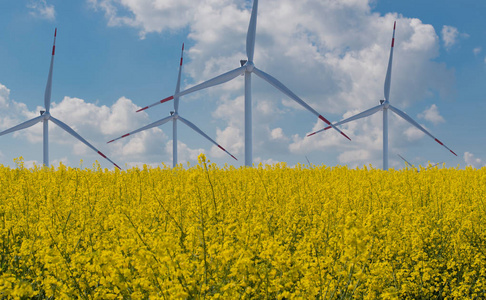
left=178, top=116, right=238, bottom=160
left=246, top=0, right=258, bottom=62
left=137, top=66, right=246, bottom=113
left=177, top=66, right=246, bottom=98
left=49, top=116, right=122, bottom=169
left=136, top=96, right=175, bottom=113
left=384, top=21, right=396, bottom=101
left=397, top=154, right=413, bottom=166
left=0, top=115, right=45, bottom=137
left=388, top=105, right=457, bottom=156
left=174, top=43, right=184, bottom=113
left=253, top=67, right=351, bottom=141
left=307, top=104, right=383, bottom=137
left=44, top=28, right=57, bottom=112
left=107, top=115, right=174, bottom=143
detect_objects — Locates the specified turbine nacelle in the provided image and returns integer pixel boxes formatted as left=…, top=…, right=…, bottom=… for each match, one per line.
left=41, top=111, right=51, bottom=121
left=380, top=100, right=390, bottom=108
left=245, top=61, right=255, bottom=72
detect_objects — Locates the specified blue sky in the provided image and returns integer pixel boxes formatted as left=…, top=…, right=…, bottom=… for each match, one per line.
left=0, top=0, right=485, bottom=169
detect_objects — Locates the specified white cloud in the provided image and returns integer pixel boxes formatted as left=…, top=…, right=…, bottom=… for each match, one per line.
left=441, top=25, right=468, bottom=50
left=418, top=104, right=445, bottom=125
left=0, top=85, right=173, bottom=167
left=27, top=0, right=55, bottom=21
left=403, top=125, right=425, bottom=141
left=88, top=0, right=204, bottom=38
left=0, top=84, right=9, bottom=108
left=464, top=152, right=485, bottom=169
left=0, top=84, right=37, bottom=131
left=165, top=140, right=206, bottom=166
left=473, top=47, right=482, bottom=55
left=254, top=157, right=281, bottom=166
left=88, top=0, right=456, bottom=168
left=270, top=127, right=287, bottom=141
left=441, top=25, right=459, bottom=49
left=338, top=149, right=371, bottom=164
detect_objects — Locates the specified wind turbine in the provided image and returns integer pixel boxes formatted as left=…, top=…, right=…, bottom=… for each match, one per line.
left=397, top=154, right=414, bottom=168
left=0, top=29, right=121, bottom=170
left=307, top=22, right=456, bottom=170
left=135, top=0, right=350, bottom=167
left=107, top=44, right=237, bottom=167
left=397, top=154, right=442, bottom=171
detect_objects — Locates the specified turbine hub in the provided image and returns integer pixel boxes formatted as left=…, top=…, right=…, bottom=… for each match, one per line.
left=245, top=61, right=255, bottom=72
left=383, top=101, right=390, bottom=109
left=42, top=111, right=51, bottom=120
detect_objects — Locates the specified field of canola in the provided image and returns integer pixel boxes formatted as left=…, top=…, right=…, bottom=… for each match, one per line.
left=0, top=155, right=485, bottom=299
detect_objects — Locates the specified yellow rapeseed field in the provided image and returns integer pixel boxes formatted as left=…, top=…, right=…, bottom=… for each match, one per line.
left=0, top=155, right=485, bottom=299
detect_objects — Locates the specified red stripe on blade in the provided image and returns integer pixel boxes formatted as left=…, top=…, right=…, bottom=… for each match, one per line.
left=318, top=115, right=331, bottom=125
left=307, top=132, right=316, bottom=137
left=391, top=38, right=394, bottom=48
left=55, top=28, right=57, bottom=37
left=52, top=45, right=55, bottom=56
left=435, top=138, right=444, bottom=146
left=122, top=134, right=130, bottom=138
left=451, top=150, right=457, bottom=156
left=160, top=96, right=174, bottom=103
left=341, top=131, right=351, bottom=141
left=218, top=145, right=226, bottom=151
left=180, top=58, right=183, bottom=66
left=393, top=21, right=396, bottom=30
left=114, top=163, right=121, bottom=170
left=107, top=139, right=115, bottom=144
left=98, top=151, right=107, bottom=159
left=136, top=106, right=148, bottom=112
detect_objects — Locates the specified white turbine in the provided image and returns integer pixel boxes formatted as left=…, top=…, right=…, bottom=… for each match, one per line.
left=397, top=154, right=442, bottom=171
left=107, top=44, right=237, bottom=167
left=0, top=29, right=121, bottom=169
left=397, top=154, right=414, bottom=168
left=135, top=0, right=350, bottom=167
left=308, top=22, right=457, bottom=170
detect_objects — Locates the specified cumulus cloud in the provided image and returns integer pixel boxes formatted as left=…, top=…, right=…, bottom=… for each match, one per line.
left=88, top=0, right=204, bottom=38
left=27, top=0, right=55, bottom=21
left=0, top=84, right=9, bottom=108
left=473, top=47, right=482, bottom=55
left=0, top=84, right=36, bottom=131
left=418, top=104, right=445, bottom=125
left=441, top=25, right=468, bottom=50
left=403, top=125, right=425, bottom=142
left=441, top=25, right=459, bottom=49
left=165, top=140, right=205, bottom=166
left=0, top=84, right=176, bottom=167
left=464, top=152, right=485, bottom=169
left=90, top=0, right=456, bottom=168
